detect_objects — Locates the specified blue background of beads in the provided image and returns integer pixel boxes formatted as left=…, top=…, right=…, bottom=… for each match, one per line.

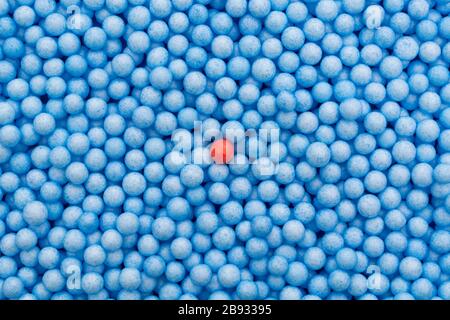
left=0, top=0, right=449, bottom=300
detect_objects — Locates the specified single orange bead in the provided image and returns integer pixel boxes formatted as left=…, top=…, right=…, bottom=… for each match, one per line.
left=210, top=139, right=234, bottom=164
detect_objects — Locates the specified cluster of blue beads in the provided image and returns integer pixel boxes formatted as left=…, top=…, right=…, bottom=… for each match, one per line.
left=0, top=0, right=449, bottom=300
